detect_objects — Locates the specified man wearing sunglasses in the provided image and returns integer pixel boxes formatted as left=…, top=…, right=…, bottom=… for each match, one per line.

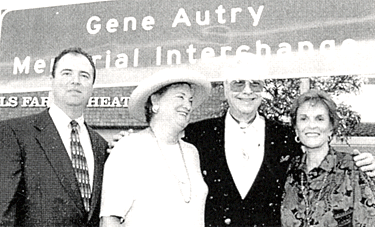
left=183, top=54, right=375, bottom=226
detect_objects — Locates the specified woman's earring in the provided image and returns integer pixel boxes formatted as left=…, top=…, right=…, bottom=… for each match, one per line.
left=152, top=105, right=159, bottom=113
left=295, top=135, right=300, bottom=143
left=328, top=135, right=332, bottom=143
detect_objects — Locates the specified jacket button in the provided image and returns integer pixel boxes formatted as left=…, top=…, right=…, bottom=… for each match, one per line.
left=224, top=218, right=231, bottom=225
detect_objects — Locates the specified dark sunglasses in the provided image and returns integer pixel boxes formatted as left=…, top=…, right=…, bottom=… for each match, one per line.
left=229, top=80, right=263, bottom=92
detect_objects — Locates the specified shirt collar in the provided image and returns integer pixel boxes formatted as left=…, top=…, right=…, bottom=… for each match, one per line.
left=298, top=147, right=336, bottom=174
left=316, top=148, right=336, bottom=172
left=49, top=103, right=85, bottom=129
left=226, top=110, right=264, bottom=131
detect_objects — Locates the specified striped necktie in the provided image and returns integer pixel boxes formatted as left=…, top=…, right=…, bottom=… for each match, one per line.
left=70, top=120, right=91, bottom=212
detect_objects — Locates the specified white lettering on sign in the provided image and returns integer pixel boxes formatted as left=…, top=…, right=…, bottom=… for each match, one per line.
left=87, top=97, right=130, bottom=108
left=153, top=39, right=357, bottom=65
left=34, top=59, right=46, bottom=74
left=172, top=5, right=264, bottom=27
left=13, top=56, right=30, bottom=74
left=12, top=39, right=358, bottom=75
left=86, top=15, right=155, bottom=35
left=92, top=48, right=139, bottom=69
left=0, top=97, right=131, bottom=108
left=0, top=97, right=18, bottom=107
left=21, top=96, right=49, bottom=107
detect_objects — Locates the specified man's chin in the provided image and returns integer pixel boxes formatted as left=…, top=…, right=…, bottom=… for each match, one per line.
left=238, top=106, right=258, bottom=114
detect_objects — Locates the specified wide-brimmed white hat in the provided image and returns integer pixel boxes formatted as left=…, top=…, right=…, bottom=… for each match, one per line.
left=129, top=68, right=212, bottom=123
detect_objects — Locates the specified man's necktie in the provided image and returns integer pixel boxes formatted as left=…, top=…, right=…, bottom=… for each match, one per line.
left=70, top=120, right=91, bottom=212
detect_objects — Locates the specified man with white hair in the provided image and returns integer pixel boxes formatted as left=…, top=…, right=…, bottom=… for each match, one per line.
left=183, top=54, right=375, bottom=226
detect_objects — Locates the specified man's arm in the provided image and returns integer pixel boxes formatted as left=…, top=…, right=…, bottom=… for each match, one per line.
left=100, top=216, right=124, bottom=227
left=0, top=123, right=23, bottom=225
left=353, top=149, right=375, bottom=177
left=108, top=128, right=375, bottom=178
left=107, top=129, right=134, bottom=153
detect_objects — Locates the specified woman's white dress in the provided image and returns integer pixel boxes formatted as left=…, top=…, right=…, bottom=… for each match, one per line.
left=100, top=128, right=208, bottom=226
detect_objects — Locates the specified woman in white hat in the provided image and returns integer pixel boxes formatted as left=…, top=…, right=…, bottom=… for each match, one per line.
left=100, top=68, right=211, bottom=227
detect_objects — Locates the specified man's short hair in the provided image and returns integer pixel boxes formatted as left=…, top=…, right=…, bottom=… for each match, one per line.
left=51, top=47, right=96, bottom=83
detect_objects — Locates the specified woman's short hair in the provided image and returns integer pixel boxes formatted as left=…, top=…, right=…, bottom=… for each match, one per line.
left=290, top=89, right=339, bottom=134
left=144, top=82, right=191, bottom=124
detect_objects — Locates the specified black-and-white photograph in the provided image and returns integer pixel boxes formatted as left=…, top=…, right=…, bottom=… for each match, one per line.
left=1, top=1, right=375, bottom=226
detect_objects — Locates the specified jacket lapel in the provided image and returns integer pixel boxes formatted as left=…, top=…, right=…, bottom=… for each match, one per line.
left=218, top=116, right=278, bottom=199
left=34, top=110, right=85, bottom=213
left=262, top=120, right=278, bottom=176
left=86, top=127, right=106, bottom=220
left=214, top=116, right=243, bottom=195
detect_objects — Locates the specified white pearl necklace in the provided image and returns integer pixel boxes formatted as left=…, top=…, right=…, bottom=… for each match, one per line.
left=149, top=128, right=191, bottom=203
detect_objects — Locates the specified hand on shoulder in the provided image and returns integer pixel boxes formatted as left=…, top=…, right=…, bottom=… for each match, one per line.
left=353, top=149, right=375, bottom=178
left=107, top=129, right=134, bottom=153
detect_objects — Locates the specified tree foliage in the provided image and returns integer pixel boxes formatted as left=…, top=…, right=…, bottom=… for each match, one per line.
left=310, top=76, right=363, bottom=142
left=218, top=76, right=364, bottom=143
left=259, top=78, right=301, bottom=123
left=261, top=75, right=363, bottom=143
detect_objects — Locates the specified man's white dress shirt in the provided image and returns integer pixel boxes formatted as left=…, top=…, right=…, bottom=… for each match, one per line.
left=225, top=112, right=265, bottom=199
left=49, top=103, right=94, bottom=188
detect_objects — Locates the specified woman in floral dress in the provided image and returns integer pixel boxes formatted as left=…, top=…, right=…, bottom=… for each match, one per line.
left=281, top=89, right=375, bottom=226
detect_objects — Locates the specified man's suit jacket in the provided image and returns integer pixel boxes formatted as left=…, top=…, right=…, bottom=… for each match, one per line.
left=184, top=114, right=299, bottom=226
left=0, top=110, right=108, bottom=227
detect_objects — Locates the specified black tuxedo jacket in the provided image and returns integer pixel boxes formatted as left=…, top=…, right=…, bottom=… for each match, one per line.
left=184, top=114, right=299, bottom=226
left=0, top=110, right=108, bottom=227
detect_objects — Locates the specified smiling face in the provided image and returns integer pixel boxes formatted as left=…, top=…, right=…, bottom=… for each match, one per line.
left=151, top=83, right=194, bottom=130
left=51, top=53, right=94, bottom=111
left=224, top=79, right=263, bottom=122
left=295, top=100, right=333, bottom=151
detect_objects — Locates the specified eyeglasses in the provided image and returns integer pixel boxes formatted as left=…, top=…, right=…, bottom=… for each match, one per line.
left=229, top=80, right=263, bottom=92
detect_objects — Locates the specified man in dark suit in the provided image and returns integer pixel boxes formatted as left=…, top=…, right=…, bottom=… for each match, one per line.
left=184, top=116, right=297, bottom=226
left=183, top=55, right=375, bottom=226
left=0, top=47, right=108, bottom=226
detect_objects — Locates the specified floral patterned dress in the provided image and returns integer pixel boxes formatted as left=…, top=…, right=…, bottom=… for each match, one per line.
left=281, top=147, right=375, bottom=226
